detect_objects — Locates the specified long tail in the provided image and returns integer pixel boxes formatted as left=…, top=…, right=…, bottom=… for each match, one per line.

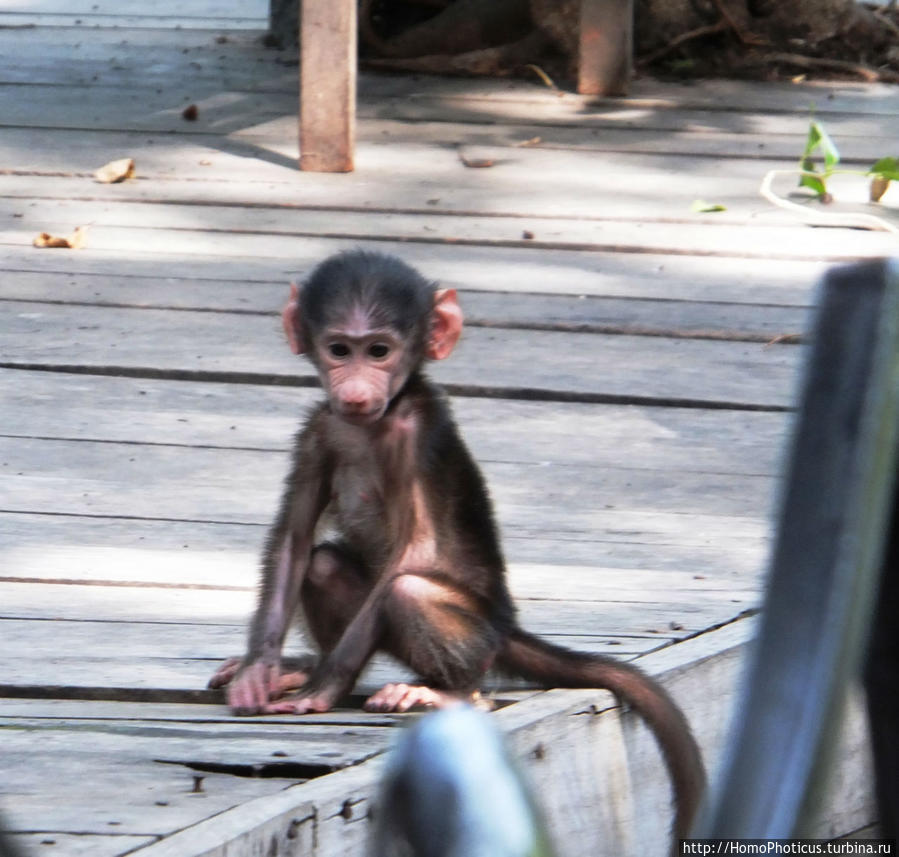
left=497, top=628, right=705, bottom=842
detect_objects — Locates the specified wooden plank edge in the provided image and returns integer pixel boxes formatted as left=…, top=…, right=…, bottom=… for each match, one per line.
left=122, top=615, right=875, bottom=856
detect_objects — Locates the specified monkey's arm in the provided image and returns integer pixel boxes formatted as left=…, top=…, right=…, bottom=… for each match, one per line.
left=225, top=423, right=332, bottom=714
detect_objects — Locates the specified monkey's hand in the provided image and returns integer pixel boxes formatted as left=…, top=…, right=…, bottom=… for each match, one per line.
left=214, top=659, right=311, bottom=715
left=225, top=660, right=282, bottom=715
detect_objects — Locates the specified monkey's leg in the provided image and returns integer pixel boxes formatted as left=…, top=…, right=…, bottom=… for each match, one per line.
left=300, top=544, right=373, bottom=651
left=269, top=567, right=498, bottom=714
left=370, top=573, right=500, bottom=713
left=263, top=544, right=377, bottom=713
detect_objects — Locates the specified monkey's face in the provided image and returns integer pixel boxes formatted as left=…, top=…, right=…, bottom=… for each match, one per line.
left=315, top=329, right=410, bottom=426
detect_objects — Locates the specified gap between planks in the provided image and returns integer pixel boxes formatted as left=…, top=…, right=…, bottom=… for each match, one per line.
left=0, top=364, right=796, bottom=413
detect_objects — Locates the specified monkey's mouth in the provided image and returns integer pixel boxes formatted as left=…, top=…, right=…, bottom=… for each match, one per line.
left=338, top=409, right=383, bottom=427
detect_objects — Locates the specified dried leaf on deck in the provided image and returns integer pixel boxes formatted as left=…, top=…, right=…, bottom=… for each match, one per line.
left=94, top=157, right=136, bottom=183
left=458, top=148, right=494, bottom=168
left=94, top=158, right=134, bottom=184
left=33, top=225, right=89, bottom=249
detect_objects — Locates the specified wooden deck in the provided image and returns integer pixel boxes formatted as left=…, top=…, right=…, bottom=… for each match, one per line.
left=1, top=2, right=897, bottom=855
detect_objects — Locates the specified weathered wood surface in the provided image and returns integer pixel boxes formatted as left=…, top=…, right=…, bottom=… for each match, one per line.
left=1, top=304, right=800, bottom=408
left=299, top=0, right=355, bottom=171
left=578, top=0, right=633, bottom=96
left=0, top=242, right=821, bottom=304
left=0, top=1, right=891, bottom=854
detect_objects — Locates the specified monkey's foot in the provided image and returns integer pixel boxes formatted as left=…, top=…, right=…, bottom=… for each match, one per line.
left=264, top=689, right=337, bottom=715
left=208, top=656, right=242, bottom=689
left=209, top=656, right=314, bottom=694
left=362, top=683, right=479, bottom=713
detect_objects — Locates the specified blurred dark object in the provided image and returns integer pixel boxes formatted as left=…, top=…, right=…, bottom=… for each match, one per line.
left=372, top=705, right=554, bottom=857
left=864, top=486, right=899, bottom=839
left=699, top=260, right=899, bottom=837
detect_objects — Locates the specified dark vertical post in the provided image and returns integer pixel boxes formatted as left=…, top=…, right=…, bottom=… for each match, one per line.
left=300, top=0, right=356, bottom=172
left=865, top=489, right=899, bottom=838
left=578, top=0, right=633, bottom=96
left=698, top=260, right=899, bottom=838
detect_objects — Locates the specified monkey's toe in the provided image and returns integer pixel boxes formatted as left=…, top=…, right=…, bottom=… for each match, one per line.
left=363, top=683, right=470, bottom=713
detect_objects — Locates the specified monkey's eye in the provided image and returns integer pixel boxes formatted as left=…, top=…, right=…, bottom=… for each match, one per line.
left=328, top=342, right=351, bottom=359
left=368, top=343, right=391, bottom=360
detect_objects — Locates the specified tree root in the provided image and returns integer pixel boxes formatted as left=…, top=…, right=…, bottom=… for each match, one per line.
left=638, top=21, right=729, bottom=65
left=753, top=51, right=899, bottom=83
left=363, top=30, right=547, bottom=76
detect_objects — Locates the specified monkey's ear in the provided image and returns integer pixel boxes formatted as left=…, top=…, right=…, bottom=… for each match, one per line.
left=427, top=288, right=463, bottom=360
left=282, top=282, right=306, bottom=355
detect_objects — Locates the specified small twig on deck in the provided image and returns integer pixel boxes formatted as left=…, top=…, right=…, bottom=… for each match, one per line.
left=760, top=169, right=899, bottom=233
left=523, top=63, right=562, bottom=94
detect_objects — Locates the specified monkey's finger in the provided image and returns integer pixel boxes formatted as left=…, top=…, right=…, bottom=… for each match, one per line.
left=228, top=666, right=270, bottom=713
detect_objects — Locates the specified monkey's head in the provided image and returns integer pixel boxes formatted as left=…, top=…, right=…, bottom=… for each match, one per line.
left=284, top=251, right=463, bottom=426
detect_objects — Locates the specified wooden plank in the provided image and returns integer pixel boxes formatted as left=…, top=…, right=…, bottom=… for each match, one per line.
left=0, top=242, right=821, bottom=305
left=578, top=0, right=633, bottom=97
left=2, top=752, right=296, bottom=836
left=0, top=622, right=664, bottom=698
left=0, top=370, right=791, bottom=473
left=0, top=580, right=751, bottom=639
left=3, top=80, right=899, bottom=140
left=0, top=303, right=802, bottom=408
left=0, top=432, right=778, bottom=522
left=3, top=118, right=899, bottom=166
left=0, top=506, right=769, bottom=580
left=0, top=616, right=665, bottom=671
left=10, top=834, right=155, bottom=857
left=0, top=514, right=767, bottom=588
left=0, top=13, right=266, bottom=28
left=2, top=194, right=894, bottom=261
left=0, top=271, right=811, bottom=341
left=0, top=698, right=410, bottom=726
left=0, top=0, right=267, bottom=18
left=1, top=147, right=896, bottom=229
left=299, top=0, right=355, bottom=172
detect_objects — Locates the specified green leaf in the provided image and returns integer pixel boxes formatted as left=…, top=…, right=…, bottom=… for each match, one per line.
left=691, top=199, right=727, bottom=212
left=799, top=173, right=828, bottom=197
left=800, top=120, right=840, bottom=174
left=870, top=156, right=899, bottom=181
left=815, top=121, right=840, bottom=171
left=801, top=122, right=822, bottom=161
